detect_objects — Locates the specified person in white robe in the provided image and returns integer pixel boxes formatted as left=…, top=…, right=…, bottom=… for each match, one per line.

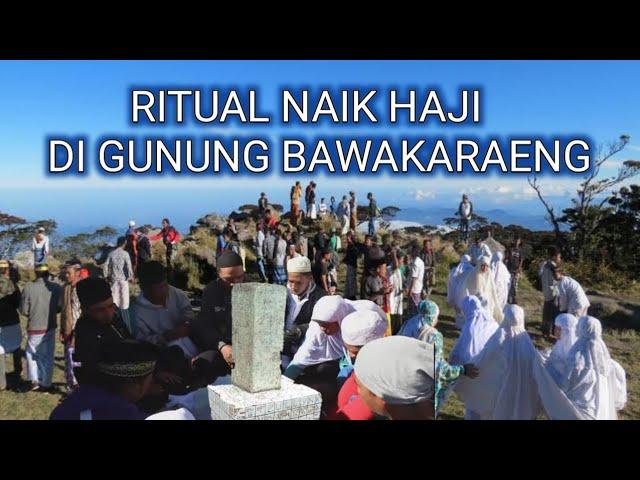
left=449, top=296, right=499, bottom=370
left=283, top=295, right=356, bottom=412
left=490, top=251, right=511, bottom=311
left=465, top=237, right=491, bottom=265
left=388, top=262, right=404, bottom=318
left=558, top=316, right=626, bottom=420
left=283, top=295, right=355, bottom=379
left=447, top=254, right=472, bottom=327
left=449, top=295, right=499, bottom=419
left=542, top=313, right=578, bottom=383
left=456, top=256, right=504, bottom=323
left=454, top=304, right=543, bottom=420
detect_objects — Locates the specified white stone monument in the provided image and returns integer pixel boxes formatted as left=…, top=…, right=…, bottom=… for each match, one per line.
left=208, top=283, right=322, bottom=420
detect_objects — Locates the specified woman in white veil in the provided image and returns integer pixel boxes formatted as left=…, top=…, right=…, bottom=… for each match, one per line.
left=454, top=304, right=542, bottom=420
left=450, top=296, right=499, bottom=366
left=542, top=313, right=578, bottom=383
left=449, top=295, right=499, bottom=419
left=560, top=316, right=626, bottom=420
left=456, top=256, right=504, bottom=323
left=447, top=255, right=472, bottom=327
left=490, top=251, right=511, bottom=311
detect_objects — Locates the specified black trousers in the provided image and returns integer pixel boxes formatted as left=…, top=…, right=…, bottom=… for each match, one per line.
left=542, top=300, right=559, bottom=336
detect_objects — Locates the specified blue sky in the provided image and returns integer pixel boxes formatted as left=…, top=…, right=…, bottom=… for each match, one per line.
left=0, top=60, right=638, bottom=232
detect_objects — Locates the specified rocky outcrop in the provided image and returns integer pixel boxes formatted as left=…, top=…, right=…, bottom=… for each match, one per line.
left=588, top=291, right=640, bottom=330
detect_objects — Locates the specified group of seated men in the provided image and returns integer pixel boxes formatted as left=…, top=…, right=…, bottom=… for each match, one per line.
left=52, top=247, right=436, bottom=420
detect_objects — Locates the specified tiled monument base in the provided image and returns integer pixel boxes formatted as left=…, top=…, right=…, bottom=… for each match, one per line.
left=208, top=376, right=322, bottom=420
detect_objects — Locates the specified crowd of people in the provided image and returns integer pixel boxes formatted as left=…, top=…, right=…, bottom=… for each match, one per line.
left=0, top=189, right=628, bottom=421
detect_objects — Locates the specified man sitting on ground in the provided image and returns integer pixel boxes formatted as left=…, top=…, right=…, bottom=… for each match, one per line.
left=189, top=251, right=245, bottom=383
left=132, top=261, right=200, bottom=390
left=73, top=277, right=134, bottom=386
left=133, top=261, right=197, bottom=359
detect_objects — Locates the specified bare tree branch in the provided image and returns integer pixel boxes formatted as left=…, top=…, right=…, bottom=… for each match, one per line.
left=528, top=175, right=562, bottom=244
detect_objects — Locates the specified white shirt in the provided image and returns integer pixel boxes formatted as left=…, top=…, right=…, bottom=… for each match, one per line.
left=254, top=230, right=265, bottom=258
left=460, top=202, right=471, bottom=219
left=388, top=267, right=404, bottom=315
left=32, top=236, right=50, bottom=254
left=285, top=282, right=316, bottom=331
left=539, top=261, right=558, bottom=302
left=409, top=256, right=425, bottom=294
left=133, top=286, right=198, bottom=357
left=557, top=276, right=590, bottom=316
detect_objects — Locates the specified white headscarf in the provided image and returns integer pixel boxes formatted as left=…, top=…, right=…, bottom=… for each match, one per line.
left=560, top=316, right=619, bottom=420
left=447, top=255, right=472, bottom=308
left=456, top=257, right=504, bottom=323
left=545, top=313, right=578, bottom=382
left=345, top=299, right=387, bottom=325
left=449, top=295, right=499, bottom=366
left=290, top=296, right=355, bottom=367
left=455, top=304, right=543, bottom=419
left=354, top=336, right=435, bottom=406
left=490, top=252, right=511, bottom=311
left=341, top=310, right=387, bottom=347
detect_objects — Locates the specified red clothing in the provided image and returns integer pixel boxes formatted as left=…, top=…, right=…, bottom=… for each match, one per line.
left=149, top=226, right=181, bottom=245
left=266, top=215, right=278, bottom=229
left=328, top=372, right=375, bottom=421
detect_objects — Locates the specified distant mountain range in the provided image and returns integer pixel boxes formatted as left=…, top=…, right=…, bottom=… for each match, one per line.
left=393, top=207, right=553, bottom=231
left=54, top=205, right=555, bottom=238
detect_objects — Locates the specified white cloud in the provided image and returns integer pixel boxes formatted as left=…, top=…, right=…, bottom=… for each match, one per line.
left=459, top=185, right=513, bottom=196
left=412, top=189, right=435, bottom=201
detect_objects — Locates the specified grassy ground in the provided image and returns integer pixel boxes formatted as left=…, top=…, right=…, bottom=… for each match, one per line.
left=0, top=316, right=67, bottom=420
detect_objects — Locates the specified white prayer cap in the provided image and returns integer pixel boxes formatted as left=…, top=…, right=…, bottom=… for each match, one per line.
left=461, top=254, right=471, bottom=264
left=129, top=220, right=136, bottom=227
left=287, top=256, right=311, bottom=273
left=341, top=310, right=387, bottom=347
left=345, top=299, right=387, bottom=325
left=478, top=256, right=491, bottom=267
left=355, top=336, right=434, bottom=406
left=312, top=295, right=355, bottom=324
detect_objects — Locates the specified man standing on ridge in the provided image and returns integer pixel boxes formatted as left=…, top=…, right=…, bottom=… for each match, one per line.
left=458, top=194, right=473, bottom=242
